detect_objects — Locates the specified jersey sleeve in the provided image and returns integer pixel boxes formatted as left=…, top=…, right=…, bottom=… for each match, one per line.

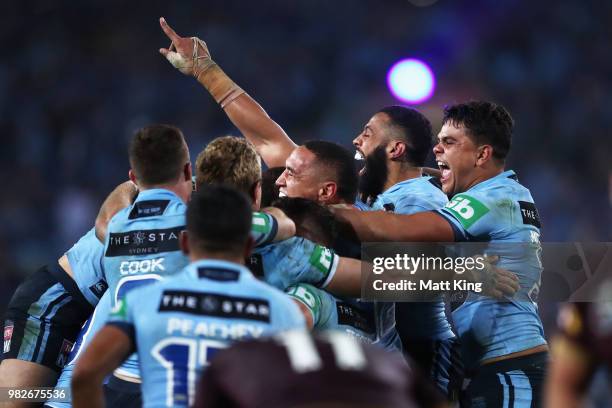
left=289, top=238, right=340, bottom=288
left=106, top=294, right=136, bottom=348
left=393, top=195, right=437, bottom=215
left=251, top=212, right=279, bottom=247
left=285, top=284, right=323, bottom=327
left=435, top=192, right=495, bottom=240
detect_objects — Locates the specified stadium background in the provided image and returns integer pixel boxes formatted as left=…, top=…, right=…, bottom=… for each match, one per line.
left=1, top=0, right=610, bottom=326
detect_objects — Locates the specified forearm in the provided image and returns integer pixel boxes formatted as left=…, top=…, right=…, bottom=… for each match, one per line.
left=71, top=374, right=104, bottom=408
left=325, top=257, right=362, bottom=297
left=196, top=65, right=295, bottom=167
left=261, top=206, right=296, bottom=241
left=95, top=181, right=138, bottom=242
left=223, top=94, right=296, bottom=167
left=333, top=209, right=454, bottom=242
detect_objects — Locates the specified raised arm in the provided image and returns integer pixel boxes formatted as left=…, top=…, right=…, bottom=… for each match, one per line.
left=158, top=17, right=296, bottom=167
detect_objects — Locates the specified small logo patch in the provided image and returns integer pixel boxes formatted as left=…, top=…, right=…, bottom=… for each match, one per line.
left=4, top=322, right=14, bottom=354
left=445, top=194, right=489, bottom=229
left=56, top=339, right=74, bottom=368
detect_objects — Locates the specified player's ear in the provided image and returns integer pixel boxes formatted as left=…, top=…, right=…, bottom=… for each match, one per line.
left=243, top=236, right=255, bottom=259
left=388, top=140, right=406, bottom=160
left=319, top=182, right=337, bottom=204
left=476, top=145, right=494, bottom=166
left=128, top=169, right=137, bottom=184
left=183, top=162, right=192, bottom=182
left=252, top=180, right=262, bottom=210
left=180, top=230, right=190, bottom=255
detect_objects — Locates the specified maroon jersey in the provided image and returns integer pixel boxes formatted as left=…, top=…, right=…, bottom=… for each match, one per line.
left=557, top=300, right=612, bottom=366
left=194, top=330, right=445, bottom=408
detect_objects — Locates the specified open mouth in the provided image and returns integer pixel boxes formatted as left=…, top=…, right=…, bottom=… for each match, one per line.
left=278, top=190, right=287, bottom=198
left=355, top=151, right=366, bottom=175
left=437, top=160, right=451, bottom=183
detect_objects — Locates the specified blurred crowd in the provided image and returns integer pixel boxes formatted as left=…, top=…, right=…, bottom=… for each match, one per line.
left=1, top=0, right=610, bottom=315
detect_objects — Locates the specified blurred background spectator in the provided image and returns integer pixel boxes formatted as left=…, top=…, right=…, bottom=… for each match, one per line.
left=1, top=0, right=610, bottom=319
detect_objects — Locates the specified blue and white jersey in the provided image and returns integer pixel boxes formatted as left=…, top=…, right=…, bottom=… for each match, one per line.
left=372, top=176, right=454, bottom=341
left=47, top=292, right=112, bottom=408
left=65, top=228, right=106, bottom=306
left=436, top=170, right=546, bottom=369
left=108, top=259, right=305, bottom=408
left=249, top=237, right=340, bottom=290
left=286, top=283, right=401, bottom=351
left=103, top=189, right=190, bottom=380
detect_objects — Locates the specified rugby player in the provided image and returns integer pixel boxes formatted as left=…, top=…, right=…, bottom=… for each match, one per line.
left=0, top=181, right=136, bottom=407
left=545, top=283, right=612, bottom=407
left=194, top=136, right=362, bottom=297
left=353, top=105, right=462, bottom=398
left=332, top=101, right=548, bottom=407
left=158, top=18, right=358, bottom=208
left=96, top=125, right=295, bottom=406
left=194, top=330, right=448, bottom=408
left=71, top=185, right=306, bottom=408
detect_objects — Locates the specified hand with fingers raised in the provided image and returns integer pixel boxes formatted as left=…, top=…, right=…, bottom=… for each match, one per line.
left=158, top=17, right=244, bottom=107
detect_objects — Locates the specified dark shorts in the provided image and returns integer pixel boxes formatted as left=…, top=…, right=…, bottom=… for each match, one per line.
left=461, top=351, right=548, bottom=408
left=3, top=264, right=93, bottom=373
left=402, top=337, right=464, bottom=402
left=104, top=375, right=142, bottom=408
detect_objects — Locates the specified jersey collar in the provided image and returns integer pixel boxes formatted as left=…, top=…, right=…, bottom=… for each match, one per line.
left=135, top=188, right=183, bottom=203
left=187, top=259, right=253, bottom=282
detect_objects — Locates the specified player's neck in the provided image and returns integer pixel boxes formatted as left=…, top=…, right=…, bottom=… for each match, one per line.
left=384, top=162, right=422, bottom=191
left=189, top=251, right=246, bottom=266
left=138, top=182, right=190, bottom=203
left=464, top=166, right=505, bottom=191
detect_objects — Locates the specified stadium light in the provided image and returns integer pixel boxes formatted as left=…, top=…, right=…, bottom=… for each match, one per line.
left=386, top=58, right=435, bottom=105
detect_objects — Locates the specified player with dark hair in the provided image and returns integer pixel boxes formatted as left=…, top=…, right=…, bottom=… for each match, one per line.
left=332, top=101, right=548, bottom=407
left=194, top=330, right=448, bottom=408
left=194, top=136, right=363, bottom=298
left=273, top=197, right=398, bottom=348
left=71, top=185, right=306, bottom=408
left=277, top=140, right=358, bottom=204
left=158, top=18, right=358, bottom=207
left=353, top=104, right=462, bottom=398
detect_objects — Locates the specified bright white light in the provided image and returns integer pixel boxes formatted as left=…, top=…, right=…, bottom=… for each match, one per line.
left=387, top=59, right=435, bottom=104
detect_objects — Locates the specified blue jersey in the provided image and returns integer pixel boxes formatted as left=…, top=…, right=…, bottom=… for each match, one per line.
left=108, top=259, right=305, bottom=408
left=250, top=237, right=340, bottom=290
left=65, top=228, right=106, bottom=306
left=436, top=170, right=546, bottom=369
left=103, top=189, right=190, bottom=381
left=286, top=283, right=401, bottom=351
left=372, top=176, right=454, bottom=341
left=47, top=292, right=112, bottom=408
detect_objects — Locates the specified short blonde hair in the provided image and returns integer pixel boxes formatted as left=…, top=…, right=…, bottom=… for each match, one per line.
left=195, top=136, right=262, bottom=197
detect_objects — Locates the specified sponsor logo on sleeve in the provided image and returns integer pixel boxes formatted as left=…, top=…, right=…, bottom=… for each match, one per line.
left=445, top=194, right=489, bottom=229
left=309, top=245, right=334, bottom=275
left=89, top=279, right=108, bottom=298
left=518, top=201, right=541, bottom=228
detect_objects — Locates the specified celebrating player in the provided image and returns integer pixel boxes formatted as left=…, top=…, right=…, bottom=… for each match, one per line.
left=333, top=101, right=548, bottom=407
left=71, top=185, right=306, bottom=408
